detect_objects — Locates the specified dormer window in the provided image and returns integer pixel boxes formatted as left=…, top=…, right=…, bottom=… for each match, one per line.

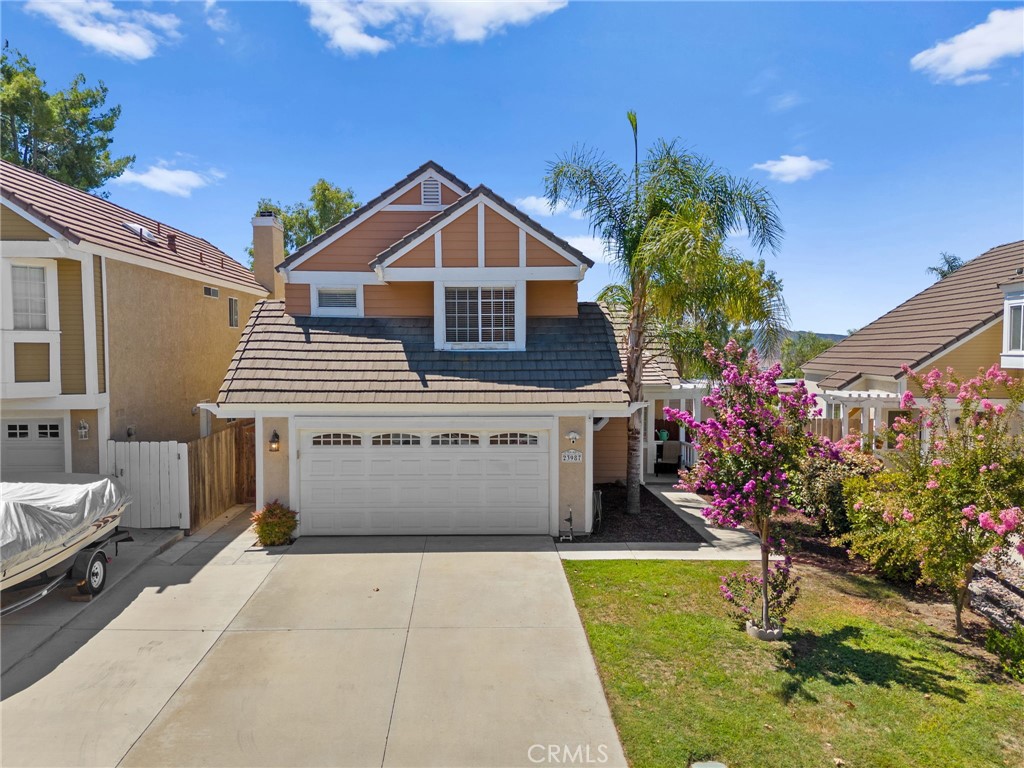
left=1001, top=276, right=1024, bottom=369
left=421, top=178, right=441, bottom=206
left=445, top=287, right=515, bottom=345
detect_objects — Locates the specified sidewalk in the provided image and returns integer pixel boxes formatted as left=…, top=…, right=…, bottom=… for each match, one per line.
left=557, top=484, right=768, bottom=562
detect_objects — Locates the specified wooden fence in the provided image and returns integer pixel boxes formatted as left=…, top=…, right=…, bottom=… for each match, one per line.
left=810, top=417, right=843, bottom=442
left=107, top=421, right=255, bottom=533
left=106, top=440, right=190, bottom=529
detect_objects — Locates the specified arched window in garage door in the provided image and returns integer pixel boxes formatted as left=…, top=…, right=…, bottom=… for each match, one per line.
left=430, top=433, right=479, bottom=446
left=311, top=433, right=361, bottom=446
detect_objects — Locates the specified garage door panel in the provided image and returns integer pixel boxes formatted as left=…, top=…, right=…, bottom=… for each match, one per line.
left=299, top=428, right=551, bottom=535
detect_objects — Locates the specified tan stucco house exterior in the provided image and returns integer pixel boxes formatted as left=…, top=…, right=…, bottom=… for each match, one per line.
left=210, top=162, right=668, bottom=537
left=1, top=160, right=266, bottom=477
left=803, top=239, right=1024, bottom=441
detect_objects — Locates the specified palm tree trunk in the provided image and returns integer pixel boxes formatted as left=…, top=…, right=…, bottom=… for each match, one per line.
left=626, top=408, right=643, bottom=515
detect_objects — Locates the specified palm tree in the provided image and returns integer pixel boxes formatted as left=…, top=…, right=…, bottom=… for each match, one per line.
left=926, top=251, right=963, bottom=280
left=545, top=113, right=786, bottom=515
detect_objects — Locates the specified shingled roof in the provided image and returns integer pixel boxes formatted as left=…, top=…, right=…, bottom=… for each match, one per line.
left=372, top=185, right=594, bottom=269
left=804, top=240, right=1024, bottom=389
left=218, top=301, right=629, bottom=406
left=600, top=302, right=682, bottom=389
left=278, top=161, right=472, bottom=270
left=0, top=160, right=263, bottom=292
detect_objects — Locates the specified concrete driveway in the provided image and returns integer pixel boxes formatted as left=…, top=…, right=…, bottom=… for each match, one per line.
left=1, top=514, right=625, bottom=768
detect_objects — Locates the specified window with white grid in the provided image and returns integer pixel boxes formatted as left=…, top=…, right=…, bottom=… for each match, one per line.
left=444, top=287, right=515, bottom=344
left=489, top=432, right=538, bottom=446
left=430, top=432, right=479, bottom=446
left=371, top=433, right=421, bottom=446
left=312, top=433, right=361, bottom=446
left=12, top=266, right=47, bottom=330
left=7, top=424, right=29, bottom=439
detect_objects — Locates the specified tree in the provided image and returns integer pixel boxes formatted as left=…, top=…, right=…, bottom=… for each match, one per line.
left=779, top=332, right=836, bottom=378
left=844, top=364, right=1024, bottom=635
left=667, top=341, right=821, bottom=631
left=545, top=112, right=786, bottom=514
left=248, top=179, right=359, bottom=264
left=927, top=251, right=963, bottom=280
left=1, top=45, right=133, bottom=192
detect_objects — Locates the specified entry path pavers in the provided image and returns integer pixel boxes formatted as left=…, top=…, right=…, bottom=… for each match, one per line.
left=2, top=520, right=626, bottom=768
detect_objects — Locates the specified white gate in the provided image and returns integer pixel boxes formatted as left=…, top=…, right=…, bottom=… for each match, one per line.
left=105, top=440, right=190, bottom=529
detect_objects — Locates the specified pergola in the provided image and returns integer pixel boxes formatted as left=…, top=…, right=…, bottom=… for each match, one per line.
left=817, top=389, right=904, bottom=447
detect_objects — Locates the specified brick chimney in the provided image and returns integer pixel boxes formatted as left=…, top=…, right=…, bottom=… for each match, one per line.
left=252, top=211, right=285, bottom=299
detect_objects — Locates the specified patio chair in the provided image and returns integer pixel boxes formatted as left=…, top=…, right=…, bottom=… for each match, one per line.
left=654, top=440, right=682, bottom=476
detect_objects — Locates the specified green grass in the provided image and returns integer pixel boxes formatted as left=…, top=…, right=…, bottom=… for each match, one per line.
left=564, top=560, right=1024, bottom=768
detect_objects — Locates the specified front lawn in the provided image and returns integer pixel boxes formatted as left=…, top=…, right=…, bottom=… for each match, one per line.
left=564, top=560, right=1024, bottom=768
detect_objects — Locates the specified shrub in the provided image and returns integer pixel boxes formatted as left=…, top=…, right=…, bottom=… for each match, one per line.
left=720, top=550, right=801, bottom=630
left=798, top=438, right=882, bottom=536
left=985, top=625, right=1024, bottom=682
left=842, top=475, right=921, bottom=583
left=251, top=499, right=297, bottom=546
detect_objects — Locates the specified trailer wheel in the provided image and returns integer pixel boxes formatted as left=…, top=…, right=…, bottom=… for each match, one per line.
left=77, top=551, right=107, bottom=595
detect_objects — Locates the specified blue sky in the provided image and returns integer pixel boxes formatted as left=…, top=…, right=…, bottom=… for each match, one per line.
left=4, top=1, right=1023, bottom=334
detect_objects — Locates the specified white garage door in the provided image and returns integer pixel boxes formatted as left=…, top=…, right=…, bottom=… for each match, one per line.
left=1, top=419, right=66, bottom=475
left=299, top=429, right=550, bottom=535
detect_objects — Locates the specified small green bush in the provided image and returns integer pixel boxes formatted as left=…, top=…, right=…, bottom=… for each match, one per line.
left=986, top=624, right=1024, bottom=682
left=842, top=474, right=921, bottom=584
left=798, top=445, right=882, bottom=536
left=251, top=500, right=297, bottom=546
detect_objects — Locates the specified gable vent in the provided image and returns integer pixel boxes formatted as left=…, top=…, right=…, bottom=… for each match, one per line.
left=421, top=178, right=441, bottom=205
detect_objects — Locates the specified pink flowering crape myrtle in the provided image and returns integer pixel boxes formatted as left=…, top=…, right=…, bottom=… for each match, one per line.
left=845, top=363, right=1024, bottom=636
left=665, top=340, right=822, bottom=632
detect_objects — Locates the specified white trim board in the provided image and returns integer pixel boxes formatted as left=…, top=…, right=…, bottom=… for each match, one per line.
left=0, top=196, right=67, bottom=241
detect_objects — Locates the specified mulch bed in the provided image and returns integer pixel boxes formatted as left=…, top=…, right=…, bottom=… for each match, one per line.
left=587, top=483, right=705, bottom=543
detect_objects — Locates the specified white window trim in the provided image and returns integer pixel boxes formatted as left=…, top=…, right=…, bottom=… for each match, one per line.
left=228, top=296, right=240, bottom=328
left=314, top=285, right=362, bottom=317
left=2, top=257, right=60, bottom=332
left=434, top=281, right=525, bottom=351
left=1, top=258, right=62, bottom=398
left=1002, top=291, right=1024, bottom=368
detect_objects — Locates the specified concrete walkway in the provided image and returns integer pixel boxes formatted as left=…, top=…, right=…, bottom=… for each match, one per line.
left=1, top=513, right=626, bottom=767
left=557, top=483, right=766, bottom=561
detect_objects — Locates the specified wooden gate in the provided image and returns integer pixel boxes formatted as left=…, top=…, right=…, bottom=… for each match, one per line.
left=235, top=422, right=256, bottom=503
left=106, top=440, right=190, bottom=529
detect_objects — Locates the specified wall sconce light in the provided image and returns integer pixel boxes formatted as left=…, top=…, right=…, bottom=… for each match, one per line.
left=78, top=420, right=90, bottom=440
left=565, top=430, right=580, bottom=445
left=269, top=430, right=281, bottom=452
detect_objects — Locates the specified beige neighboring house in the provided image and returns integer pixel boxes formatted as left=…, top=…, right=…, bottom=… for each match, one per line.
left=0, top=160, right=266, bottom=476
left=803, top=240, right=1024, bottom=440
left=209, top=161, right=685, bottom=537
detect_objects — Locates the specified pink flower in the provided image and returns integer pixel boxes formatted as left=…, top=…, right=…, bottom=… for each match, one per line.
left=930, top=459, right=943, bottom=468
left=882, top=511, right=895, bottom=524
left=962, top=505, right=977, bottom=520
left=902, top=509, right=914, bottom=522
left=926, top=480, right=939, bottom=489
left=994, top=404, right=1005, bottom=415
left=979, top=465, right=988, bottom=474
left=853, top=502, right=862, bottom=511
left=900, top=391, right=916, bottom=409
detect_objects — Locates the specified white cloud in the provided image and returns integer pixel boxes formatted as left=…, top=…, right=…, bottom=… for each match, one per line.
left=770, top=92, right=804, bottom=112
left=299, top=0, right=566, bottom=56
left=204, top=0, right=230, bottom=34
left=911, top=8, right=1024, bottom=85
left=112, top=162, right=225, bottom=197
left=752, top=155, right=831, bottom=183
left=565, top=235, right=612, bottom=264
left=25, top=0, right=181, bottom=60
left=515, top=195, right=584, bottom=220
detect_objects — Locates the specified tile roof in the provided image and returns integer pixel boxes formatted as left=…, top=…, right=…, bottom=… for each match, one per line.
left=804, top=240, right=1024, bottom=388
left=372, top=185, right=595, bottom=269
left=0, top=160, right=263, bottom=291
left=600, top=302, right=682, bottom=389
left=218, top=301, right=629, bottom=406
left=278, top=161, right=472, bottom=269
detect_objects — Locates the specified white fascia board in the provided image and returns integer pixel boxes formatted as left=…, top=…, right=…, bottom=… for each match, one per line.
left=384, top=266, right=582, bottom=282
left=294, top=415, right=556, bottom=431
left=214, top=402, right=633, bottom=418
left=901, top=316, right=1003, bottom=378
left=283, top=170, right=466, bottom=271
left=1, top=392, right=110, bottom=410
left=0, top=239, right=73, bottom=260
left=0, top=196, right=67, bottom=240
left=88, top=242, right=267, bottom=296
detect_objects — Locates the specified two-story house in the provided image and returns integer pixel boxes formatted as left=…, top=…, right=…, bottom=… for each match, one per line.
left=803, top=239, right=1024, bottom=440
left=210, top=162, right=640, bottom=537
left=1, top=160, right=266, bottom=477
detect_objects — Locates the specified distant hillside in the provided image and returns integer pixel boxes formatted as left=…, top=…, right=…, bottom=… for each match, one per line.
left=788, top=330, right=846, bottom=342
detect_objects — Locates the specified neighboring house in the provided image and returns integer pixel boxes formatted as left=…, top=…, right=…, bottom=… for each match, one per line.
left=0, top=160, right=266, bottom=476
left=210, top=161, right=669, bottom=537
left=803, top=240, right=1024, bottom=441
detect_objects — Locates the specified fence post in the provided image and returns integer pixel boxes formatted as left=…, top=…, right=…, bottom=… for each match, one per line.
left=178, top=443, right=190, bottom=530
